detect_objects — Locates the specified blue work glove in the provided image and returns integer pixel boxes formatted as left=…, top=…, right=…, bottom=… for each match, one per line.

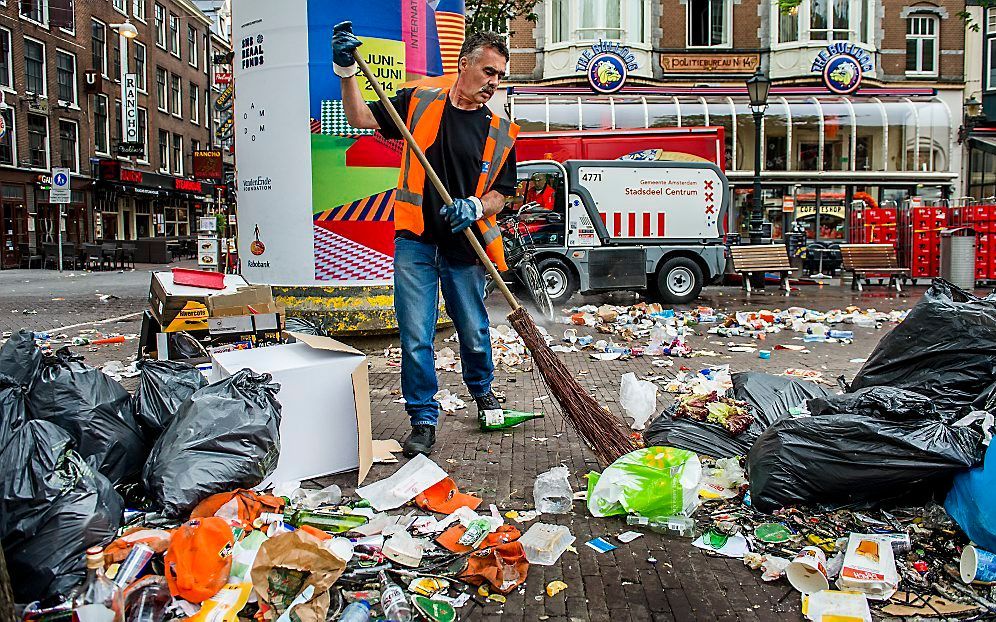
left=440, top=197, right=483, bottom=234
left=332, top=21, right=362, bottom=78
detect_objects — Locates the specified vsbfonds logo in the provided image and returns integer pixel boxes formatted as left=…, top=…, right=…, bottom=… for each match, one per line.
left=242, top=175, right=271, bottom=192
left=241, top=33, right=264, bottom=69
left=576, top=41, right=637, bottom=95
left=811, top=43, right=872, bottom=95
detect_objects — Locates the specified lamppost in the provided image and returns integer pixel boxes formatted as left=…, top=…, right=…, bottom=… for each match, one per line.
left=745, top=67, right=771, bottom=245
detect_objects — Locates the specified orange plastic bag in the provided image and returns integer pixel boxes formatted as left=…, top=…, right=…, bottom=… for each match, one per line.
left=190, top=489, right=284, bottom=531
left=459, top=541, right=529, bottom=594
left=164, top=517, right=234, bottom=604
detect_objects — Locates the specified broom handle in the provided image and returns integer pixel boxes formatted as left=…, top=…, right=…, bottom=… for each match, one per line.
left=353, top=51, right=521, bottom=311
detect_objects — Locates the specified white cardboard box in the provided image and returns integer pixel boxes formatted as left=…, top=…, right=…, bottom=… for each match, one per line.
left=210, top=332, right=373, bottom=485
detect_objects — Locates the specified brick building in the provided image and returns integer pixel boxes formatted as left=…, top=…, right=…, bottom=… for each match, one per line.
left=499, top=0, right=967, bottom=240
left=0, top=0, right=230, bottom=269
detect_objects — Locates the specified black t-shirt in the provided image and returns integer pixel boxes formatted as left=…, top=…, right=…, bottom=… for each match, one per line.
left=369, top=88, right=517, bottom=265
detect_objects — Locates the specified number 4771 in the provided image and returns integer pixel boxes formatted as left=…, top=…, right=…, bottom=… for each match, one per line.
left=581, top=172, right=602, bottom=182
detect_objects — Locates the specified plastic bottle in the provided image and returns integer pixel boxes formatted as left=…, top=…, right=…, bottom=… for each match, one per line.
left=828, top=330, right=854, bottom=340
left=73, top=547, right=124, bottom=622
left=337, top=600, right=371, bottom=622
left=377, top=571, right=412, bottom=622
left=626, top=515, right=695, bottom=538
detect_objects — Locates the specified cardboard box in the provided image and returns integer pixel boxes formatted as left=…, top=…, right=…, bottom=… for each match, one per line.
left=210, top=332, right=373, bottom=485
left=149, top=271, right=250, bottom=332
left=207, top=311, right=283, bottom=352
left=208, top=284, right=278, bottom=317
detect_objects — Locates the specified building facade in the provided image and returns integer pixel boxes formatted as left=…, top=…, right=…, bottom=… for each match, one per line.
left=0, top=0, right=230, bottom=269
left=499, top=0, right=967, bottom=240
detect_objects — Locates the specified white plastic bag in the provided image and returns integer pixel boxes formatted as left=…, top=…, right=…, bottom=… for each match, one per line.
left=620, top=372, right=658, bottom=431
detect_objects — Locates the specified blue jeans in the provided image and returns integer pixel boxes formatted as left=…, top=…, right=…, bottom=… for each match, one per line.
left=394, top=238, right=494, bottom=426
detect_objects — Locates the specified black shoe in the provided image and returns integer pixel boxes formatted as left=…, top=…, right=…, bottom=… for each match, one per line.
left=403, top=424, right=436, bottom=457
left=476, top=392, right=503, bottom=425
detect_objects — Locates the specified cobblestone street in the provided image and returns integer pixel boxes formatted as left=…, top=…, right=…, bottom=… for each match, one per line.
left=0, top=268, right=950, bottom=620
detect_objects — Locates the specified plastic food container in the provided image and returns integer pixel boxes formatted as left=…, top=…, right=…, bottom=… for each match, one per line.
left=518, top=523, right=576, bottom=566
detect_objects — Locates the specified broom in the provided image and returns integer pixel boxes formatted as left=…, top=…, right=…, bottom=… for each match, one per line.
left=353, top=52, right=634, bottom=466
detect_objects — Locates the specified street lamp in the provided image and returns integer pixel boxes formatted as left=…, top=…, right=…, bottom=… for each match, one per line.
left=745, top=67, right=771, bottom=245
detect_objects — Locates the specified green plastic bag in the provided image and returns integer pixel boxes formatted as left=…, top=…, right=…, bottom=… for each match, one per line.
left=586, top=446, right=702, bottom=518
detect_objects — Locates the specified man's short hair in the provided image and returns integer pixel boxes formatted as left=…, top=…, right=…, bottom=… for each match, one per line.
left=459, top=31, right=510, bottom=65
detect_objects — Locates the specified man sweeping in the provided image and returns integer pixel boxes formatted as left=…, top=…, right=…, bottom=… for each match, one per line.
left=334, top=23, right=519, bottom=457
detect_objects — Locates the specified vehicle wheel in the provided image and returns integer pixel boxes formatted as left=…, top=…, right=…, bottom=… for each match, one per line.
left=655, top=256, right=704, bottom=304
left=521, top=260, right=555, bottom=320
left=537, top=257, right=579, bottom=306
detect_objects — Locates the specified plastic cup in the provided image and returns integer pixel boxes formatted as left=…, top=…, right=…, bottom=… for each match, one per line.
left=961, top=545, right=996, bottom=583
left=787, top=546, right=830, bottom=593
left=758, top=350, right=771, bottom=360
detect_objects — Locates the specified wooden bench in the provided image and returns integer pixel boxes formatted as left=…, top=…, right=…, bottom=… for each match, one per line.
left=729, top=244, right=793, bottom=294
left=840, top=243, right=909, bottom=292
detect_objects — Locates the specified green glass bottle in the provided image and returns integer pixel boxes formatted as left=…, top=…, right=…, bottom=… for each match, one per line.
left=480, top=409, right=545, bottom=431
left=282, top=508, right=368, bottom=533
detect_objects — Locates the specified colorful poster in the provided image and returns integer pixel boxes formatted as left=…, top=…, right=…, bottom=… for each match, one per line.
left=233, top=0, right=464, bottom=286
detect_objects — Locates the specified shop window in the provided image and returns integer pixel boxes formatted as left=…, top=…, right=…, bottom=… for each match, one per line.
left=24, top=38, right=45, bottom=96
left=810, top=0, right=849, bottom=41
left=58, top=119, right=78, bottom=172
left=94, top=94, right=109, bottom=155
left=766, top=135, right=787, bottom=170
left=688, top=0, right=729, bottom=47
left=906, top=15, right=938, bottom=77
left=0, top=108, right=15, bottom=166
left=92, top=20, right=107, bottom=77
left=27, top=113, right=48, bottom=169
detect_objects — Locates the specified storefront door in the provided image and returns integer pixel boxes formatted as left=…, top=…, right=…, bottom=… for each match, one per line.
left=1, top=202, right=23, bottom=268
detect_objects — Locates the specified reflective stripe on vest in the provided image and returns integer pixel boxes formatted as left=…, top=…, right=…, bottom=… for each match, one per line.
left=392, top=85, right=518, bottom=271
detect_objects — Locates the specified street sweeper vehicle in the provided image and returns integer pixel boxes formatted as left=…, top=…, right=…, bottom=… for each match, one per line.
left=505, top=159, right=729, bottom=305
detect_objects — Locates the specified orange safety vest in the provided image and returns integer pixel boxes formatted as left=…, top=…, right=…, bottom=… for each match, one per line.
left=393, top=86, right=519, bottom=272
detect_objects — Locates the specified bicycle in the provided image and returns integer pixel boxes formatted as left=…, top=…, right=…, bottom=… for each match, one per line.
left=485, top=202, right=556, bottom=320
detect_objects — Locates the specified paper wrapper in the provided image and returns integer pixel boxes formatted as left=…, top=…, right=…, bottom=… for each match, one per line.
left=250, top=530, right=346, bottom=622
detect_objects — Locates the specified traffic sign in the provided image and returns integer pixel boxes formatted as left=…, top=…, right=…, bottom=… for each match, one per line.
left=51, top=167, right=71, bottom=203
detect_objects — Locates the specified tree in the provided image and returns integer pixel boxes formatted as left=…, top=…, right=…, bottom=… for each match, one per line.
left=465, top=0, right=539, bottom=35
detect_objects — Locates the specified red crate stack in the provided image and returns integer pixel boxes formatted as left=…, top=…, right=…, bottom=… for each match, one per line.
left=950, top=204, right=995, bottom=282
left=901, top=205, right=947, bottom=278
left=854, top=207, right=898, bottom=245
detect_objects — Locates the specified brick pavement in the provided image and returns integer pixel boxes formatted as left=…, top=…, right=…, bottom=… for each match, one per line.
left=0, top=273, right=944, bottom=621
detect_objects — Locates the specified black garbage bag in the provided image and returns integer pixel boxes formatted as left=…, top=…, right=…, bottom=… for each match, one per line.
left=849, top=279, right=996, bottom=415
left=0, top=375, right=123, bottom=602
left=284, top=316, right=325, bottom=336
left=0, top=329, right=42, bottom=389
left=809, top=386, right=940, bottom=421
left=643, top=372, right=829, bottom=457
left=4, top=451, right=123, bottom=602
left=26, top=348, right=146, bottom=485
left=132, top=359, right=208, bottom=440
left=747, top=412, right=983, bottom=513
left=143, top=369, right=281, bottom=517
